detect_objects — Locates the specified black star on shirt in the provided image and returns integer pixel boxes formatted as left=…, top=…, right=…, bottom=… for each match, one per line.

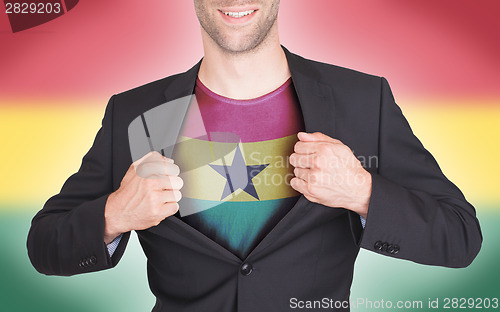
left=209, top=144, right=268, bottom=200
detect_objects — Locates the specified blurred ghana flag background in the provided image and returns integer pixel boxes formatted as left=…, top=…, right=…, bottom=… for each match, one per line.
left=0, top=1, right=499, bottom=311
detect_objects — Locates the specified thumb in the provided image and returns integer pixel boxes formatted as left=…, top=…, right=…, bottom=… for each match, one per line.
left=298, top=132, right=340, bottom=143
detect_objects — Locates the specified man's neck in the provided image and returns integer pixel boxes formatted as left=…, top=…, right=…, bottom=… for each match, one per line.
left=198, top=30, right=291, bottom=100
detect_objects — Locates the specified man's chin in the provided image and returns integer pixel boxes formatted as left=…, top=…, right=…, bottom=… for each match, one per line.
left=220, top=45, right=257, bottom=54
left=216, top=36, right=266, bottom=55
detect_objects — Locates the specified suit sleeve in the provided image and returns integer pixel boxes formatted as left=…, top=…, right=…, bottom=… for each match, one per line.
left=27, top=96, right=130, bottom=276
left=356, top=77, right=482, bottom=268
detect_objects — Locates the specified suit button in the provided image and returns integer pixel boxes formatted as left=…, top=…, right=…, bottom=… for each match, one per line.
left=381, top=242, right=388, bottom=252
left=84, top=258, right=90, bottom=266
left=387, top=244, right=395, bottom=254
left=240, top=263, right=253, bottom=276
left=393, top=245, right=400, bottom=254
left=374, top=241, right=383, bottom=250
left=89, top=256, right=97, bottom=265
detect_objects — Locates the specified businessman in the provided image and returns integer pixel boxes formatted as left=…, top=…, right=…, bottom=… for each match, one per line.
left=27, top=1, right=482, bottom=311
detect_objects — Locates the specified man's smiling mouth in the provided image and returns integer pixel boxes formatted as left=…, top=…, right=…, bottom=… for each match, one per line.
left=219, top=9, right=257, bottom=18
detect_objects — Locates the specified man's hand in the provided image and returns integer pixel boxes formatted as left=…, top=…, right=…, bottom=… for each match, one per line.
left=103, top=151, right=183, bottom=244
left=289, top=132, right=372, bottom=219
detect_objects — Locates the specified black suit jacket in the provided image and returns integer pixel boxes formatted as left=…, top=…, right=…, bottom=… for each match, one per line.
left=27, top=46, right=482, bottom=312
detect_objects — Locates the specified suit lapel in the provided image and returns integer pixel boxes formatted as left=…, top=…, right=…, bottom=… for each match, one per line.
left=157, top=47, right=337, bottom=261
left=163, top=60, right=201, bottom=101
left=283, top=46, right=336, bottom=136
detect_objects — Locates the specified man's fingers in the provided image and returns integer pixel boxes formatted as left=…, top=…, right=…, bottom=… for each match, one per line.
left=162, top=176, right=184, bottom=190
left=134, top=151, right=161, bottom=166
left=294, top=141, right=339, bottom=154
left=134, top=151, right=174, bottom=167
left=293, top=167, right=310, bottom=181
left=136, top=162, right=180, bottom=179
left=298, top=132, right=342, bottom=144
left=294, top=167, right=323, bottom=186
left=158, top=190, right=182, bottom=203
left=290, top=177, right=317, bottom=202
left=290, top=176, right=306, bottom=192
left=162, top=202, right=180, bottom=216
left=289, top=153, right=315, bottom=168
left=149, top=176, right=183, bottom=191
left=166, top=163, right=180, bottom=176
left=294, top=141, right=315, bottom=154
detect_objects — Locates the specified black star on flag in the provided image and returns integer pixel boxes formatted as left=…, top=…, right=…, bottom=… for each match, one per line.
left=209, top=145, right=268, bottom=200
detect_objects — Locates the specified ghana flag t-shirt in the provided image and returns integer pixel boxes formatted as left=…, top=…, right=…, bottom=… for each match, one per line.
left=172, top=76, right=305, bottom=260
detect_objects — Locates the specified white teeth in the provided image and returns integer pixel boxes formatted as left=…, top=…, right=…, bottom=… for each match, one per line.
left=222, top=10, right=255, bottom=18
